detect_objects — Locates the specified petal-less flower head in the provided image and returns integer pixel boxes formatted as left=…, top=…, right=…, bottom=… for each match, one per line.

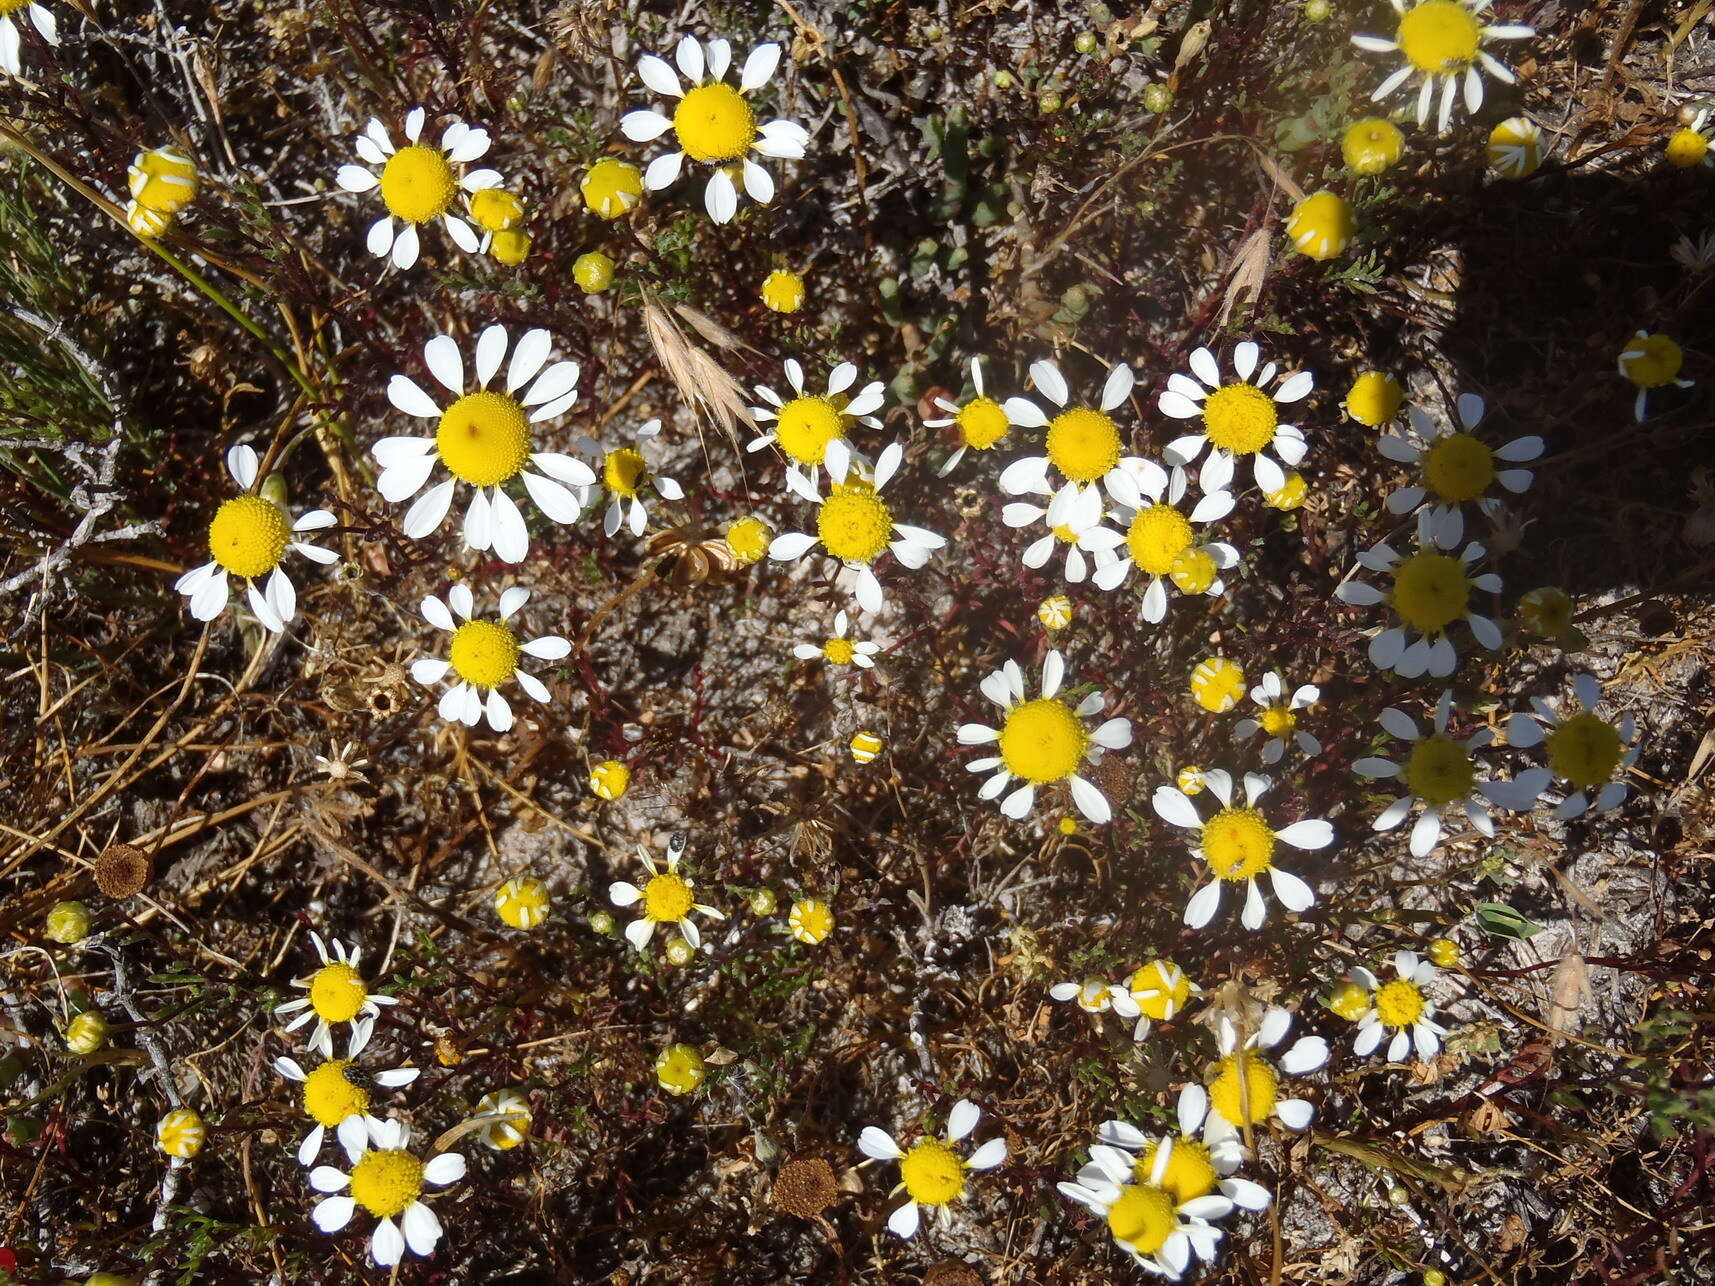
left=608, top=832, right=726, bottom=954
left=787, top=897, right=835, bottom=944
left=1232, top=672, right=1322, bottom=766
left=1286, top=190, right=1356, bottom=261
left=1665, top=108, right=1712, bottom=169
left=0, top=0, right=56, bottom=78
left=958, top=650, right=1133, bottom=823
left=335, top=108, right=502, bottom=269
left=175, top=444, right=337, bottom=633
left=128, top=145, right=198, bottom=217
left=761, top=268, right=806, bottom=313
left=999, top=358, right=1147, bottom=530
left=1354, top=690, right=1549, bottom=856
left=1160, top=341, right=1314, bottom=495
left=275, top=932, right=399, bottom=1060
left=1488, top=116, right=1546, bottom=178
left=619, top=35, right=809, bottom=224
left=926, top=356, right=1026, bottom=476
left=792, top=608, right=880, bottom=670
left=1350, top=949, right=1447, bottom=1062
left=857, top=1099, right=1007, bottom=1239
left=411, top=585, right=568, bottom=732
left=309, top=1118, right=465, bottom=1267
left=577, top=418, right=685, bottom=538
left=1345, top=371, right=1406, bottom=428
left=1351, top=1, right=1533, bottom=134
left=1379, top=392, right=1542, bottom=549
left=1097, top=1085, right=1273, bottom=1218
left=494, top=875, right=551, bottom=929
left=767, top=441, right=946, bottom=614
left=1119, top=959, right=1200, bottom=1042
left=1334, top=514, right=1502, bottom=677
left=1091, top=462, right=1239, bottom=622
left=157, top=1108, right=205, bottom=1158
left=1153, top=771, right=1332, bottom=930
left=1617, top=330, right=1694, bottom=421
left=377, top=323, right=590, bottom=562
left=748, top=358, right=886, bottom=495
left=273, top=1018, right=420, bottom=1166
left=1202, top=1008, right=1327, bottom=1144
left=1189, top=656, right=1246, bottom=714
left=1000, top=483, right=1125, bottom=585
left=1503, top=672, right=1641, bottom=819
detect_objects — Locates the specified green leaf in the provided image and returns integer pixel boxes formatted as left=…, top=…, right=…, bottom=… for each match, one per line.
left=1474, top=900, right=1544, bottom=941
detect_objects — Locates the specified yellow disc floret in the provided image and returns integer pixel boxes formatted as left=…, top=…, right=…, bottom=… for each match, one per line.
left=1127, top=960, right=1190, bottom=1019
left=573, top=251, right=616, bottom=293
left=1260, top=706, right=1298, bottom=738
left=1396, top=0, right=1482, bottom=73
left=581, top=158, right=645, bottom=218
left=817, top=489, right=894, bottom=564
left=788, top=898, right=835, bottom=944
left=436, top=392, right=531, bottom=486
left=349, top=1148, right=424, bottom=1218
left=1045, top=408, right=1121, bottom=481
left=642, top=872, right=694, bottom=923
left=380, top=145, right=458, bottom=223
left=309, top=964, right=369, bottom=1024
left=1201, top=383, right=1278, bottom=455
left=899, top=1138, right=965, bottom=1206
left=1346, top=372, right=1405, bottom=427
left=603, top=447, right=648, bottom=498
left=207, top=495, right=290, bottom=579
left=1427, top=937, right=1462, bottom=968
left=495, top=876, right=551, bottom=929
left=956, top=396, right=1012, bottom=450
left=672, top=83, right=757, bottom=163
left=1404, top=734, right=1476, bottom=806
left=448, top=620, right=521, bottom=690
left=1422, top=432, right=1496, bottom=502
left=1287, top=191, right=1355, bottom=261
left=302, top=1060, right=371, bottom=1127
left=1106, top=1183, right=1176, bottom=1254
left=773, top=396, right=846, bottom=465
left=761, top=269, right=806, bottom=313
left=1620, top=333, right=1684, bottom=388
left=1545, top=710, right=1624, bottom=789
left=1202, top=808, right=1276, bottom=880
left=1208, top=1050, right=1279, bottom=1126
left=1375, top=979, right=1425, bottom=1028
left=1138, top=1139, right=1218, bottom=1204
left=1390, top=552, right=1471, bottom=633
left=1126, top=505, right=1195, bottom=576
left=589, top=760, right=631, bottom=800
left=1342, top=118, right=1405, bottom=174
left=822, top=636, right=857, bottom=665
left=997, top=697, right=1089, bottom=783
left=1666, top=127, right=1709, bottom=169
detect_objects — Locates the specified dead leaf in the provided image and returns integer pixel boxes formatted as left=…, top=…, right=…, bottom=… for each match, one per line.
left=1218, top=226, right=1271, bottom=329
left=1544, top=952, right=1589, bottom=1043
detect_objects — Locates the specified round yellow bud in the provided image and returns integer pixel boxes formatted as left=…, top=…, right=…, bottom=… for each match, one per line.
left=580, top=158, right=645, bottom=219
left=1189, top=657, right=1245, bottom=714
left=1342, top=118, right=1404, bottom=175
left=46, top=901, right=92, bottom=945
left=655, top=1043, right=706, bottom=1095
left=1427, top=937, right=1462, bottom=968
left=157, top=1108, right=206, bottom=1159
left=1286, top=190, right=1355, bottom=261
left=664, top=937, right=696, bottom=966
left=1037, top=594, right=1074, bottom=630
left=749, top=887, right=779, bottom=916
left=573, top=251, right=616, bottom=294
left=64, top=1011, right=111, bottom=1055
left=589, top=759, right=631, bottom=800
left=761, top=269, right=806, bottom=314
left=489, top=229, right=531, bottom=265
left=1176, top=765, right=1206, bottom=795
left=1264, top=469, right=1308, bottom=510
left=849, top=730, right=885, bottom=764
left=788, top=898, right=835, bottom=945
left=725, top=516, right=772, bottom=565
left=1345, top=372, right=1405, bottom=427
left=1327, top=980, right=1371, bottom=1021
left=494, top=876, right=551, bottom=930
left=469, top=188, right=525, bottom=233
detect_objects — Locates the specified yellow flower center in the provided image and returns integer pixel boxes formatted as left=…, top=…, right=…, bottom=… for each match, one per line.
left=1126, top=505, right=1194, bottom=576
left=899, top=1138, right=966, bottom=1206
left=1346, top=372, right=1405, bottom=426
left=1621, top=333, right=1684, bottom=388
left=1190, top=658, right=1246, bottom=713
left=0, top=0, right=29, bottom=15
left=997, top=697, right=1089, bottom=783
left=349, top=1148, right=426, bottom=1219
left=1375, top=978, right=1426, bottom=1029
left=1169, top=548, right=1217, bottom=593
left=581, top=158, right=645, bottom=218
left=1202, top=807, right=1276, bottom=881
left=725, top=516, right=771, bottom=564
left=822, top=637, right=856, bottom=665
left=761, top=269, right=806, bottom=313
left=1208, top=1050, right=1280, bottom=1126
left=1201, top=383, right=1279, bottom=455
left=956, top=396, right=1012, bottom=449
left=656, top=1043, right=706, bottom=1095
left=436, top=391, right=531, bottom=487
left=302, top=1059, right=371, bottom=1127
left=1045, top=408, right=1121, bottom=481
left=308, top=963, right=369, bottom=1024
left=643, top=871, right=694, bottom=923
left=773, top=395, right=846, bottom=465
left=1422, top=432, right=1496, bottom=502
left=672, top=83, right=757, bottom=163
left=1545, top=710, right=1624, bottom=790
left=1105, top=1183, right=1176, bottom=1254
left=207, top=495, right=290, bottom=579
left=1666, top=127, right=1710, bottom=168
left=1328, top=979, right=1371, bottom=1021
left=603, top=447, right=648, bottom=498
left=448, top=619, right=521, bottom=690
left=468, top=187, right=524, bottom=233
left=1127, top=960, right=1190, bottom=1019
left=1396, top=0, right=1482, bottom=73
left=1260, top=706, right=1298, bottom=738
left=1404, top=734, right=1476, bottom=806
left=1390, top=552, right=1471, bottom=634
left=790, top=899, right=835, bottom=943
left=1137, top=1139, right=1218, bottom=1204
left=816, top=488, right=893, bottom=564
left=379, top=145, right=458, bottom=224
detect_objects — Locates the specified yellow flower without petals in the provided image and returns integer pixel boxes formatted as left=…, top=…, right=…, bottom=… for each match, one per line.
left=1287, top=191, right=1355, bottom=261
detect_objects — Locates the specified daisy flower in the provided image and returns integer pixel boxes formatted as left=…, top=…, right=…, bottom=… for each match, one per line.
left=748, top=358, right=885, bottom=496
left=309, top=1118, right=465, bottom=1267
left=334, top=108, right=501, bottom=269
left=471, top=1088, right=532, bottom=1150
left=1487, top=116, right=1546, bottom=178
left=1380, top=392, right=1542, bottom=549
left=1349, top=949, right=1447, bottom=1062
left=1617, top=330, right=1694, bottom=421
left=608, top=832, right=725, bottom=954
left=273, top=1018, right=419, bottom=1166
left=1120, top=960, right=1200, bottom=1042
left=1050, top=976, right=1140, bottom=1023
left=1351, top=1, right=1534, bottom=134
left=998, top=358, right=1146, bottom=530
left=1057, top=1128, right=1230, bottom=1278
left=1667, top=109, right=1712, bottom=168
left=619, top=35, right=809, bottom=223
left=1091, top=462, right=1239, bottom=622
left=857, top=1099, right=1007, bottom=1239
left=1152, top=771, right=1333, bottom=930
left=958, top=650, right=1133, bottom=823
left=577, top=419, right=685, bottom=537
left=275, top=932, right=399, bottom=1060
left=1334, top=520, right=1502, bottom=678
left=1232, top=673, right=1321, bottom=765
left=1202, top=1008, right=1327, bottom=1144
left=925, top=357, right=1025, bottom=475
left=767, top=441, right=945, bottom=614
left=791, top=609, right=880, bottom=669
left=1353, top=690, right=1547, bottom=856
left=1098, top=1084, right=1273, bottom=1216
left=1159, top=342, right=1314, bottom=494
left=1502, top=673, right=1641, bottom=819
left=1001, top=483, right=1125, bottom=584
left=411, top=585, right=569, bottom=732
left=0, top=0, right=55, bottom=78
left=175, top=444, right=337, bottom=633
left=376, top=323, right=590, bottom=562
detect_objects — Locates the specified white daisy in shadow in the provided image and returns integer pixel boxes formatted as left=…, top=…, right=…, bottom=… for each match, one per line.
left=857, top=1098, right=1007, bottom=1239
left=1351, top=1, right=1533, bottom=134
left=1092, top=462, right=1239, bottom=622
left=999, top=357, right=1146, bottom=530
left=273, top=1017, right=419, bottom=1166
left=1001, top=482, right=1125, bottom=584
left=1501, top=672, right=1641, bottom=819
left=1379, top=392, right=1541, bottom=549
left=925, top=356, right=1025, bottom=475
left=1159, top=341, right=1313, bottom=495
left=309, top=1118, right=465, bottom=1267
left=411, top=585, right=569, bottom=732
left=1350, top=949, right=1448, bottom=1063
left=335, top=108, right=501, bottom=269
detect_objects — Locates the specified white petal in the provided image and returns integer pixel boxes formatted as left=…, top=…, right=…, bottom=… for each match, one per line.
left=946, top=1099, right=980, bottom=1141
left=740, top=42, right=782, bottom=91
left=423, top=335, right=465, bottom=395
left=637, top=54, right=683, bottom=98
left=621, top=109, right=673, bottom=142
